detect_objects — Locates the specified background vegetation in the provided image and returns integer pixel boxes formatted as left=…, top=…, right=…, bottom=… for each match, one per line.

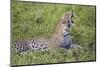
left=11, top=0, right=96, bottom=66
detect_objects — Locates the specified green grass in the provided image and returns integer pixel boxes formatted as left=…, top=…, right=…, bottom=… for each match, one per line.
left=11, top=0, right=96, bottom=66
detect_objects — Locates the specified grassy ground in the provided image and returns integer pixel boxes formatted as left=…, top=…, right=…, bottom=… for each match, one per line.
left=11, top=0, right=96, bottom=66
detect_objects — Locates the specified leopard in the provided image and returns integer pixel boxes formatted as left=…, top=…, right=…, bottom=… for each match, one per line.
left=49, top=11, right=74, bottom=48
left=13, top=11, right=74, bottom=53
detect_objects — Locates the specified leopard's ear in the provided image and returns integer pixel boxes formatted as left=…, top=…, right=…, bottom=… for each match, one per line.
left=71, top=10, right=73, bottom=18
left=67, top=10, right=73, bottom=18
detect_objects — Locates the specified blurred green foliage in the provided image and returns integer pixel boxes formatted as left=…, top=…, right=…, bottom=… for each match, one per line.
left=11, top=0, right=96, bottom=66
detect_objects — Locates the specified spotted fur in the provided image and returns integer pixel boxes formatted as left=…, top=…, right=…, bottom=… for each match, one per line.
left=14, top=11, right=74, bottom=53
left=49, top=11, right=73, bottom=48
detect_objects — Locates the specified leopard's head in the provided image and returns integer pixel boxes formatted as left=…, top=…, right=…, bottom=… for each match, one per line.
left=61, top=11, right=74, bottom=31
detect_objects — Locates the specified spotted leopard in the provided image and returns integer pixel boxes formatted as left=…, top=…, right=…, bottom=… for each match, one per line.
left=14, top=11, right=74, bottom=53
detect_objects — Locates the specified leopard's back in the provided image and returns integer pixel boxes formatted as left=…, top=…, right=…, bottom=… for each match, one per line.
left=14, top=38, right=50, bottom=53
left=29, top=38, right=50, bottom=51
